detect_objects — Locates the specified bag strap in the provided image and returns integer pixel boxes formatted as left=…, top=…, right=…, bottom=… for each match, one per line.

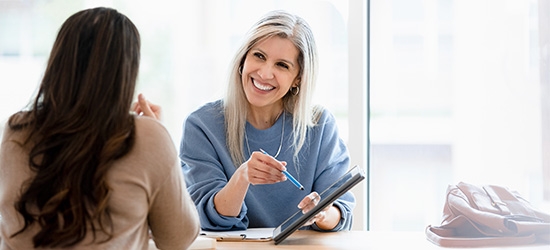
left=425, top=225, right=537, bottom=247
left=483, top=185, right=510, bottom=214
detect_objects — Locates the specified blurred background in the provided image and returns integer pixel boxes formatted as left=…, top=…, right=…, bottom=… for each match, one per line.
left=0, top=0, right=548, bottom=231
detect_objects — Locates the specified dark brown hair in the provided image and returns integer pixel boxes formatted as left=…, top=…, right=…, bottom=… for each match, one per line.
left=8, top=7, right=140, bottom=247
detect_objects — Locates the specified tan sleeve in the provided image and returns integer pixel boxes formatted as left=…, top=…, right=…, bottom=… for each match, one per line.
left=149, top=158, right=200, bottom=250
left=140, top=118, right=200, bottom=250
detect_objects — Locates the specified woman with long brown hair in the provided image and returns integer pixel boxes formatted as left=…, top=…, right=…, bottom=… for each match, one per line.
left=0, top=7, right=199, bottom=249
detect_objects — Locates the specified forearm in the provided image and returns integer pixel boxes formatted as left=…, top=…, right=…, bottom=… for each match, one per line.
left=213, top=166, right=250, bottom=216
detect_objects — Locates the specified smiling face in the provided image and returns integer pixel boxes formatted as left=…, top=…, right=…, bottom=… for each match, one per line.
left=241, top=36, right=301, bottom=112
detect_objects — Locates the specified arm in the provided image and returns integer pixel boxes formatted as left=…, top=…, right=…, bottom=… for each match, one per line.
left=216, top=151, right=289, bottom=216
left=305, top=109, right=356, bottom=232
left=149, top=159, right=200, bottom=249
left=298, top=192, right=342, bottom=230
left=143, top=119, right=200, bottom=249
left=317, top=205, right=343, bottom=230
left=180, top=107, right=286, bottom=230
left=212, top=163, right=249, bottom=216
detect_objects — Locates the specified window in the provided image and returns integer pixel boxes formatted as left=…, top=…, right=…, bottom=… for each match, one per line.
left=7, top=0, right=546, bottom=234
left=0, top=0, right=350, bottom=144
left=370, top=0, right=550, bottom=231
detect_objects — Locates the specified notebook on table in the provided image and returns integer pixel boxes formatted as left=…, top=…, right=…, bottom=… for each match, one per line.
left=200, top=165, right=366, bottom=245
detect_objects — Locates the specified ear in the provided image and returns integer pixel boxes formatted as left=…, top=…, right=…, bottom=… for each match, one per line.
left=293, top=77, right=301, bottom=87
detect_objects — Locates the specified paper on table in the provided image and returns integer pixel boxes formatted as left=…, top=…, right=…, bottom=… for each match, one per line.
left=200, top=228, right=274, bottom=241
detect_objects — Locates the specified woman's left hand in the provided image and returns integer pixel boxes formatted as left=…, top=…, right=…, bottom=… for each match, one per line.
left=297, top=192, right=333, bottom=226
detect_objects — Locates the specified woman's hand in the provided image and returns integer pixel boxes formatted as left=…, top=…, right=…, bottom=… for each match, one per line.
left=131, top=93, right=162, bottom=120
left=241, top=151, right=287, bottom=185
left=213, top=151, right=287, bottom=217
left=298, top=192, right=325, bottom=225
left=298, top=192, right=340, bottom=230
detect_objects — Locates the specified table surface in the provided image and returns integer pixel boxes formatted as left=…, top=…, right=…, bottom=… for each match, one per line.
left=211, top=230, right=550, bottom=250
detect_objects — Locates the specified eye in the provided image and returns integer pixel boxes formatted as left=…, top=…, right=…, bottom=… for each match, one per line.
left=253, top=52, right=265, bottom=60
left=277, top=62, right=290, bottom=69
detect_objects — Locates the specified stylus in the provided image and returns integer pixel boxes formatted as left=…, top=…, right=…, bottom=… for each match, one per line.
left=259, top=148, right=304, bottom=190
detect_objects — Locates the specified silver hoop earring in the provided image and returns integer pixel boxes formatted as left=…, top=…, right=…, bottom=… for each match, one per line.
left=238, top=66, right=243, bottom=75
left=290, top=86, right=300, bottom=95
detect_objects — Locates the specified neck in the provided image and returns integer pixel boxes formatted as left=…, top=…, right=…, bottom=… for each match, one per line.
left=248, top=106, right=284, bottom=130
left=245, top=109, right=286, bottom=159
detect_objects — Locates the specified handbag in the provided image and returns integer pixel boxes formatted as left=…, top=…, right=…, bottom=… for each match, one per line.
left=426, top=182, right=550, bottom=247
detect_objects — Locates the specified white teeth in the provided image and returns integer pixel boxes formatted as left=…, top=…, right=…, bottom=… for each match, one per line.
left=253, top=79, right=274, bottom=91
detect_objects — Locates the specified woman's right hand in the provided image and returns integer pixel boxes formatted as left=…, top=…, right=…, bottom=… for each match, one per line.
left=131, top=93, right=162, bottom=121
left=213, top=151, right=288, bottom=216
left=240, top=151, right=287, bottom=185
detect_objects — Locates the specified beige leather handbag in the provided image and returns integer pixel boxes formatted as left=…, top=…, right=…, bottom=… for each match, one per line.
left=426, top=182, right=550, bottom=247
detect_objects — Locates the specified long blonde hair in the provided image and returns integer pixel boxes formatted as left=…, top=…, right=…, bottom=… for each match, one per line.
left=224, top=10, right=320, bottom=167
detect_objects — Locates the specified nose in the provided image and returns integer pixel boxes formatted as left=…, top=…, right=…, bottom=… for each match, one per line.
left=258, top=65, right=274, bottom=79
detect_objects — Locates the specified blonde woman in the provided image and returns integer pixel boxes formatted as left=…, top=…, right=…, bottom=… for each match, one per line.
left=177, top=10, right=356, bottom=232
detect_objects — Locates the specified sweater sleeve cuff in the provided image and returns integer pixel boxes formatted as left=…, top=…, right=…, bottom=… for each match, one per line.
left=203, top=194, right=248, bottom=230
left=311, top=202, right=352, bottom=232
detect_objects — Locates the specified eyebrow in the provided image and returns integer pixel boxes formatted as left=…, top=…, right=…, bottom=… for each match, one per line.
left=255, top=48, right=296, bottom=68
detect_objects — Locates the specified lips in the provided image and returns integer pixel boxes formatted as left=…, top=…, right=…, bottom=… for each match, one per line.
left=252, top=78, right=275, bottom=91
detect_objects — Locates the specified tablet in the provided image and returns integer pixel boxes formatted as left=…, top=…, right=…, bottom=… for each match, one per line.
left=272, top=165, right=365, bottom=245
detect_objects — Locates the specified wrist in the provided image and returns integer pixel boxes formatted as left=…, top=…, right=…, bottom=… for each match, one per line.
left=236, top=162, right=251, bottom=186
left=315, top=205, right=341, bottom=230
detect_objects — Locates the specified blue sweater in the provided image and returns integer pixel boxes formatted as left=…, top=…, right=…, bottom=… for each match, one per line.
left=180, top=100, right=355, bottom=231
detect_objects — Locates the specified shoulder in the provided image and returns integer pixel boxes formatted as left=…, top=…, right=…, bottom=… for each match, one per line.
left=185, top=100, right=225, bottom=127
left=133, top=116, right=175, bottom=152
left=1, top=121, right=15, bottom=152
left=1, top=120, right=13, bottom=143
left=134, top=115, right=170, bottom=138
left=1, top=112, right=31, bottom=146
left=312, top=105, right=335, bottom=125
left=307, top=105, right=341, bottom=139
left=189, top=100, right=224, bottom=118
left=128, top=116, right=179, bottom=177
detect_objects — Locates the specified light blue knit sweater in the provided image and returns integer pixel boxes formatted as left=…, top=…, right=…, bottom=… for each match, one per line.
left=180, top=100, right=355, bottom=231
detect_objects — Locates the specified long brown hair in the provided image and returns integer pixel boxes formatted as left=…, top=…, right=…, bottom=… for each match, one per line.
left=8, top=7, right=140, bottom=247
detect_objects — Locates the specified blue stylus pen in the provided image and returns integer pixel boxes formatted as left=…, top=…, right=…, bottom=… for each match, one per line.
left=259, top=148, right=304, bottom=190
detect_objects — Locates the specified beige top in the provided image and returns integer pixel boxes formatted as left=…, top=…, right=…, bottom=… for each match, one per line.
left=0, top=116, right=200, bottom=250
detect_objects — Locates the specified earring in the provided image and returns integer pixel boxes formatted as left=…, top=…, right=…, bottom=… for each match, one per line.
left=290, top=86, right=300, bottom=95
left=238, top=66, right=243, bottom=75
